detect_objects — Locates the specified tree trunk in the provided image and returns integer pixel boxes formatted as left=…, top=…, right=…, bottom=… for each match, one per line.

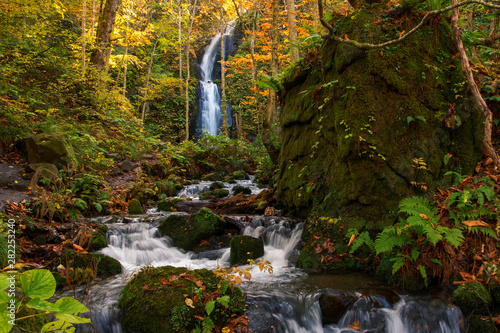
left=178, top=0, right=183, bottom=79
left=184, top=0, right=198, bottom=141
left=262, top=0, right=280, bottom=164
left=285, top=0, right=299, bottom=62
left=90, top=0, right=121, bottom=71
left=141, top=39, right=159, bottom=125
left=81, top=0, right=87, bottom=77
left=90, top=0, right=97, bottom=47
left=451, top=0, right=500, bottom=168
left=122, top=21, right=129, bottom=96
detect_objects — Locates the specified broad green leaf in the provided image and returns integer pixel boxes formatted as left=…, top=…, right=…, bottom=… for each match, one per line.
left=0, top=310, right=14, bottom=333
left=27, top=298, right=58, bottom=312
left=54, top=312, right=91, bottom=324
left=0, top=291, right=11, bottom=305
left=0, top=275, right=10, bottom=290
left=20, top=269, right=56, bottom=300
left=216, top=295, right=230, bottom=307
left=205, top=300, right=215, bottom=316
left=41, top=321, right=76, bottom=333
left=54, top=297, right=89, bottom=314
left=416, top=116, right=426, bottom=123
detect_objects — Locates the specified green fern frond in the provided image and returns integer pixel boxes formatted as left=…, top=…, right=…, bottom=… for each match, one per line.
left=399, top=196, right=437, bottom=217
left=444, top=228, right=465, bottom=248
left=423, top=223, right=444, bottom=245
left=478, top=186, right=495, bottom=201
left=470, top=226, right=499, bottom=239
left=375, top=229, right=413, bottom=254
left=390, top=255, right=406, bottom=274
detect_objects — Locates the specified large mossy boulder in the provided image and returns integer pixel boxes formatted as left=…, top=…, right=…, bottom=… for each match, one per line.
left=452, top=282, right=492, bottom=316
left=229, top=235, right=264, bottom=265
left=157, top=197, right=188, bottom=212
left=277, top=9, right=482, bottom=226
left=158, top=208, right=226, bottom=252
left=25, top=133, right=78, bottom=168
left=128, top=198, right=143, bottom=215
left=119, top=266, right=245, bottom=333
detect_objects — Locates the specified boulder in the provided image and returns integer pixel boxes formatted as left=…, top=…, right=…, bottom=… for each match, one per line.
left=232, top=170, right=249, bottom=180
left=128, top=198, right=143, bottom=215
left=157, top=197, right=189, bottom=212
left=277, top=9, right=483, bottom=226
left=230, top=235, right=264, bottom=265
left=59, top=249, right=122, bottom=278
left=119, top=266, right=245, bottom=333
left=119, top=159, right=134, bottom=172
left=319, top=289, right=358, bottom=324
left=452, top=282, right=492, bottom=316
left=233, top=186, right=252, bottom=195
left=158, top=208, right=226, bottom=252
left=25, top=133, right=78, bottom=168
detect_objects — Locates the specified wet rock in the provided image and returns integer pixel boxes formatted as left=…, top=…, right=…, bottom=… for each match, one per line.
left=128, top=198, right=143, bottom=215
left=119, top=266, right=245, bottom=333
left=233, top=186, right=252, bottom=195
left=232, top=170, right=249, bottom=180
left=319, top=289, right=358, bottom=324
left=157, top=197, right=189, bottom=212
left=452, top=282, right=492, bottom=316
left=230, top=235, right=264, bottom=265
left=60, top=249, right=122, bottom=277
left=158, top=208, right=226, bottom=252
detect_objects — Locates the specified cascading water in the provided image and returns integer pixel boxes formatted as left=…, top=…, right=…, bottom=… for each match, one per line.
left=196, top=23, right=235, bottom=136
left=65, top=179, right=464, bottom=333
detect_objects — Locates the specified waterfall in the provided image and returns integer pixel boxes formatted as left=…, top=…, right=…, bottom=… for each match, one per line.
left=196, top=22, right=235, bottom=136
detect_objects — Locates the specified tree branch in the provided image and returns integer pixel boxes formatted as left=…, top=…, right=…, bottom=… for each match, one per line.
left=317, top=0, right=500, bottom=49
left=451, top=0, right=500, bottom=168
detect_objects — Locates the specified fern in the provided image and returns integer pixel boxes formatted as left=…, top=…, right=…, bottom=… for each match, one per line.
left=345, top=229, right=375, bottom=254
left=444, top=228, right=465, bottom=247
left=468, top=226, right=499, bottom=239
left=375, top=228, right=413, bottom=254
left=399, top=196, right=437, bottom=217
left=390, top=254, right=406, bottom=274
left=422, top=223, right=444, bottom=245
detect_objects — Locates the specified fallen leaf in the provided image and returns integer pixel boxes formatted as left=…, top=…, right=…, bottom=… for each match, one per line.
left=462, top=220, right=489, bottom=228
left=185, top=298, right=195, bottom=308
left=347, top=234, right=356, bottom=247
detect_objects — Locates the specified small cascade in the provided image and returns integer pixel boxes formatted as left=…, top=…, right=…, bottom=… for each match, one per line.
left=176, top=178, right=264, bottom=199
left=196, top=22, right=236, bottom=136
left=66, top=178, right=464, bottom=333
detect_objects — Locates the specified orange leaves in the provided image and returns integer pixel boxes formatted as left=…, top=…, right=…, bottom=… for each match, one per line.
left=347, top=233, right=355, bottom=247
left=462, top=220, right=490, bottom=228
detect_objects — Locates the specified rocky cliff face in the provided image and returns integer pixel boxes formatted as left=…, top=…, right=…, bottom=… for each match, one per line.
left=277, top=9, right=483, bottom=226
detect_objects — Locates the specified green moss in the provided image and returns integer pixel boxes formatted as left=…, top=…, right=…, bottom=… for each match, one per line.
left=199, top=189, right=229, bottom=200
left=468, top=314, right=497, bottom=333
left=158, top=208, right=226, bottom=252
left=232, top=170, right=249, bottom=180
left=452, top=282, right=492, bottom=316
left=88, top=231, right=107, bottom=252
left=119, top=266, right=245, bottom=333
left=209, top=181, right=224, bottom=190
left=230, top=235, right=264, bottom=265
left=60, top=249, right=122, bottom=278
left=52, top=271, right=67, bottom=290
left=128, top=198, right=143, bottom=215
left=233, top=186, right=252, bottom=195
left=16, top=305, right=47, bottom=332
left=157, top=197, right=188, bottom=212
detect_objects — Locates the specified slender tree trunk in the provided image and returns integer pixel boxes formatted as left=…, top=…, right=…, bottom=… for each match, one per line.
left=262, top=0, right=280, bottom=164
left=90, top=0, right=121, bottom=71
left=90, top=0, right=97, bottom=47
left=285, top=0, right=299, bottom=62
left=81, top=0, right=87, bottom=77
left=251, top=0, right=260, bottom=136
left=451, top=0, right=500, bottom=168
left=184, top=0, right=198, bottom=141
left=141, top=39, right=159, bottom=124
left=122, top=22, right=129, bottom=97
left=178, top=0, right=183, bottom=79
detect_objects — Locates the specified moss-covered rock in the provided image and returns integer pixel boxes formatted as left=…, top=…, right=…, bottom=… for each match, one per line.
left=128, top=198, right=143, bottom=215
left=277, top=9, right=482, bottom=227
left=232, top=170, right=249, bottom=180
left=452, top=282, right=492, bottom=316
left=119, top=266, right=245, bottom=333
left=230, top=235, right=264, bottom=265
left=15, top=306, right=48, bottom=332
left=158, top=208, right=226, bottom=252
left=202, top=172, right=224, bottom=181
left=88, top=231, right=107, bottom=252
left=233, top=186, right=252, bottom=195
left=199, top=189, right=229, bottom=200
left=60, top=249, right=122, bottom=278
left=25, top=132, right=79, bottom=168
left=209, top=181, right=224, bottom=190
left=157, top=197, right=188, bottom=212
left=467, top=314, right=497, bottom=333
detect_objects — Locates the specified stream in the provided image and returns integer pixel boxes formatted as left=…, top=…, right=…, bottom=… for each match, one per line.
left=68, top=180, right=464, bottom=333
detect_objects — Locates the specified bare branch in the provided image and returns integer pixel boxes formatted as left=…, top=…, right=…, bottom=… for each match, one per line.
left=317, top=0, right=500, bottom=49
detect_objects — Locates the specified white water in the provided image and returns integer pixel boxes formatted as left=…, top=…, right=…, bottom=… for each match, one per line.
left=176, top=178, right=264, bottom=199
left=197, top=22, right=236, bottom=135
left=70, top=178, right=463, bottom=332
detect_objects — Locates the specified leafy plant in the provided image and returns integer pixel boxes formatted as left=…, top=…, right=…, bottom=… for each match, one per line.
left=0, top=269, right=90, bottom=332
